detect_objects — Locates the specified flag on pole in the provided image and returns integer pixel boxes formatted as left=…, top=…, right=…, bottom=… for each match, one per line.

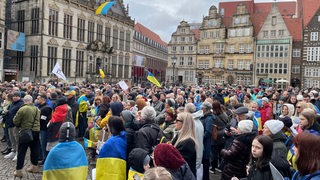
left=52, top=63, right=66, bottom=80
left=147, top=70, right=161, bottom=87
left=96, top=1, right=116, bottom=15
left=99, top=66, right=105, bottom=78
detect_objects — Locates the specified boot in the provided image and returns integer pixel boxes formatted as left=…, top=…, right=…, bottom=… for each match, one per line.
left=14, top=169, right=23, bottom=178
left=27, top=165, right=39, bottom=173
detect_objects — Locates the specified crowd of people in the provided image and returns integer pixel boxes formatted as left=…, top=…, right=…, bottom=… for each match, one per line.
left=0, top=81, right=319, bottom=180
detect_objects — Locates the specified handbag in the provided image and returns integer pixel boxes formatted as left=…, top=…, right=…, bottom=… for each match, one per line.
left=19, top=108, right=38, bottom=144
left=212, top=125, right=218, bottom=140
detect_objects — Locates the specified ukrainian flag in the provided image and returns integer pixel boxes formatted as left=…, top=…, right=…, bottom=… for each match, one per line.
left=99, top=66, right=105, bottom=79
left=147, top=70, right=161, bottom=87
left=43, top=141, right=88, bottom=180
left=96, top=1, right=116, bottom=15
left=96, top=158, right=126, bottom=180
left=253, top=111, right=262, bottom=131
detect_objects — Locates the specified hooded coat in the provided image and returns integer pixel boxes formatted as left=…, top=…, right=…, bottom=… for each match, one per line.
left=192, top=110, right=204, bottom=169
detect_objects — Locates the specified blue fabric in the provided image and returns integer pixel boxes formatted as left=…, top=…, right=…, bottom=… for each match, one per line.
left=46, top=98, right=54, bottom=109
left=200, top=113, right=215, bottom=159
left=292, top=170, right=320, bottom=180
left=44, top=141, right=88, bottom=170
left=77, top=95, right=88, bottom=104
left=98, top=131, right=127, bottom=160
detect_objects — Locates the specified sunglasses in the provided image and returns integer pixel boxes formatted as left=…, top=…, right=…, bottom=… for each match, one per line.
left=175, top=119, right=183, bottom=123
left=296, top=106, right=301, bottom=108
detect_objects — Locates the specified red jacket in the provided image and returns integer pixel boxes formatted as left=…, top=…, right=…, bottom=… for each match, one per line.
left=47, top=104, right=68, bottom=142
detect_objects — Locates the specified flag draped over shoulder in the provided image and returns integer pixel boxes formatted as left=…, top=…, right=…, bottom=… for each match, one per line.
left=99, top=66, right=105, bottom=78
left=52, top=63, right=66, bottom=80
left=96, top=1, right=116, bottom=15
left=147, top=71, right=161, bottom=87
left=253, top=111, right=262, bottom=131
left=43, top=141, right=88, bottom=180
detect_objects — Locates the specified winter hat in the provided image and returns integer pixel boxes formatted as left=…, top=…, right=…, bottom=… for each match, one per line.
left=166, top=98, right=175, bottom=108
left=110, top=102, right=123, bottom=116
left=154, top=143, right=185, bottom=170
left=235, top=107, right=249, bottom=115
left=297, top=94, right=303, bottom=101
left=59, top=122, right=76, bottom=142
left=165, top=107, right=177, bottom=120
left=121, top=110, right=135, bottom=128
left=265, top=120, right=284, bottom=135
left=262, top=97, right=269, bottom=103
left=128, top=148, right=149, bottom=173
left=154, top=93, right=161, bottom=100
left=201, top=101, right=212, bottom=110
left=279, top=116, right=293, bottom=128
left=238, top=120, right=253, bottom=133
left=136, top=98, right=147, bottom=111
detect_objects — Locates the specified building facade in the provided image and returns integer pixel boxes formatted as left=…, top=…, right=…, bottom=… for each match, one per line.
left=6, top=0, right=134, bottom=83
left=168, top=20, right=198, bottom=86
left=132, top=23, right=167, bottom=86
left=0, top=0, right=5, bottom=81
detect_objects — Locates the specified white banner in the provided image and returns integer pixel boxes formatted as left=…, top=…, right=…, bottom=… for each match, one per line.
left=52, top=63, right=66, bottom=80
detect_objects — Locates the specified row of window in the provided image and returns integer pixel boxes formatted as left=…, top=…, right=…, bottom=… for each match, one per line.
left=256, top=63, right=288, bottom=74
left=262, top=29, right=285, bottom=38
left=0, top=32, right=2, bottom=49
left=256, top=44, right=289, bottom=58
left=305, top=68, right=320, bottom=77
left=203, top=76, right=251, bottom=85
left=305, top=80, right=319, bottom=88
left=134, top=31, right=166, bottom=50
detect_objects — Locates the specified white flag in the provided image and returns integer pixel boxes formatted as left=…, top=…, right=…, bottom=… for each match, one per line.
left=52, top=63, right=66, bottom=80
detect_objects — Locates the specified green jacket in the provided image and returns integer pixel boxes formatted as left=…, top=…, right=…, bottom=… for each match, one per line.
left=13, top=104, right=40, bottom=131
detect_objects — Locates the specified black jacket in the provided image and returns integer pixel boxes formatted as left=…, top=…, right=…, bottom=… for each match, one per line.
left=66, top=96, right=78, bottom=123
left=247, top=161, right=272, bottom=180
left=135, top=123, right=163, bottom=154
left=97, top=104, right=109, bottom=119
left=38, top=103, right=52, bottom=131
left=169, top=163, right=196, bottom=180
left=221, top=132, right=256, bottom=180
left=6, top=99, right=24, bottom=128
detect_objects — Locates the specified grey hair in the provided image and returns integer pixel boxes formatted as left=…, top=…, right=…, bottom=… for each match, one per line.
left=23, top=95, right=33, bottom=104
left=185, top=103, right=196, bottom=113
left=141, top=106, right=156, bottom=123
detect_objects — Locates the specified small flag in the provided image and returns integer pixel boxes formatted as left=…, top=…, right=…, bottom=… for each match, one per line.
left=99, top=66, right=105, bottom=79
left=96, top=1, right=116, bottom=15
left=253, top=111, right=262, bottom=131
left=52, top=63, right=66, bottom=80
left=147, top=70, right=161, bottom=87
left=224, top=96, right=229, bottom=103
left=83, top=138, right=94, bottom=148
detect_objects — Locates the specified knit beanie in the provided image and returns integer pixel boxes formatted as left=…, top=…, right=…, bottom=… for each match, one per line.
left=59, top=122, right=76, bottom=142
left=121, top=110, right=135, bottom=128
left=154, top=143, right=185, bottom=170
left=166, top=98, right=175, bottom=108
left=265, top=120, right=284, bottom=135
left=110, top=102, right=123, bottom=116
left=279, top=116, right=293, bottom=128
left=238, top=120, right=253, bottom=133
left=136, top=98, right=147, bottom=111
left=128, top=148, right=149, bottom=173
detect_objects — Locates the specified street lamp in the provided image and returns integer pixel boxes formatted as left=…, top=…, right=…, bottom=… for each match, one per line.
left=172, top=55, right=177, bottom=84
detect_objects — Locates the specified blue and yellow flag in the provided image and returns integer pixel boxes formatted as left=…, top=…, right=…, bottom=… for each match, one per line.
left=96, top=1, right=116, bottom=15
left=96, top=158, right=126, bottom=180
left=99, top=66, right=105, bottom=79
left=147, top=71, right=161, bottom=87
left=253, top=111, right=262, bottom=131
left=43, top=141, right=88, bottom=180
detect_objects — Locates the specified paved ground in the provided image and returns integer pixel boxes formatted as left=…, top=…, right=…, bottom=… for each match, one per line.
left=0, top=128, right=220, bottom=179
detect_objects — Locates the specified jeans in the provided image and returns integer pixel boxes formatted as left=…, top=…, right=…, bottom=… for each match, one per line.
left=211, top=144, right=224, bottom=170
left=17, top=131, right=40, bottom=170
left=4, top=125, right=11, bottom=148
left=9, top=127, right=19, bottom=152
left=78, top=112, right=87, bottom=138
left=39, top=130, right=48, bottom=161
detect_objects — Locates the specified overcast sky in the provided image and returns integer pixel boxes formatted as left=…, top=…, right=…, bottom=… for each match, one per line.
left=123, top=0, right=295, bottom=43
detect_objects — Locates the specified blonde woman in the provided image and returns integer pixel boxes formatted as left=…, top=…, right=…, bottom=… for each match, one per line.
left=172, top=112, right=197, bottom=177
left=293, top=101, right=307, bottom=117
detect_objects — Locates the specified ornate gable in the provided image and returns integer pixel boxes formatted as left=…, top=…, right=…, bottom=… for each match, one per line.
left=47, top=38, right=59, bottom=46
left=48, top=2, right=60, bottom=11
left=62, top=41, right=72, bottom=48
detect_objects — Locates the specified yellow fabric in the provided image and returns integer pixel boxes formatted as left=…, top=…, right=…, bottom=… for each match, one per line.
left=287, top=150, right=297, bottom=170
left=42, top=166, right=88, bottom=180
left=75, top=111, right=79, bottom=127
left=127, top=169, right=143, bottom=180
left=79, top=100, right=88, bottom=113
left=224, top=96, right=229, bottom=103
left=96, top=158, right=126, bottom=180
left=99, top=111, right=111, bottom=128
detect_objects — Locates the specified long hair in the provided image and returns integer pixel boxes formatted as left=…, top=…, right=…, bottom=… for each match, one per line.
left=293, top=132, right=320, bottom=175
left=294, top=101, right=307, bottom=117
left=174, top=112, right=197, bottom=153
left=300, top=108, right=316, bottom=130
left=252, top=135, right=273, bottom=169
left=212, top=100, right=223, bottom=115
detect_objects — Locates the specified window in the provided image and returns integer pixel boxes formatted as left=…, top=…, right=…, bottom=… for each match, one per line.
left=205, top=45, right=209, bottom=54
left=113, top=26, right=118, bottom=49
left=245, top=60, right=251, bottom=70
left=119, top=30, right=125, bottom=50
left=307, top=47, right=320, bottom=61
left=30, top=45, right=38, bottom=73
left=62, top=49, right=71, bottom=77
left=203, top=31, right=207, bottom=39
left=63, top=14, right=72, bottom=39
left=238, top=60, right=244, bottom=69
left=181, top=37, right=185, bottom=42
left=237, top=29, right=242, bottom=37
left=204, top=60, right=209, bottom=69
left=220, top=8, right=225, bottom=16
left=215, top=43, right=224, bottom=53
left=235, top=17, right=240, bottom=25
left=292, top=65, right=300, bottom=74
left=188, top=57, right=193, bottom=66
left=198, top=61, right=204, bottom=69
left=271, top=30, right=276, bottom=37
left=188, top=46, right=193, bottom=51
left=49, top=9, right=58, bottom=36
left=105, top=27, right=111, bottom=47
left=311, top=32, right=319, bottom=41
left=31, top=8, right=39, bottom=34
left=0, top=32, right=2, bottom=49
left=97, top=24, right=103, bottom=40
left=241, top=17, right=247, bottom=23
left=293, top=49, right=301, bottom=57
left=125, top=31, right=131, bottom=51
left=87, top=21, right=95, bottom=43
left=228, top=60, right=234, bottom=69
left=172, top=46, right=177, bottom=52
left=16, top=52, right=24, bottom=71
left=180, top=46, right=185, bottom=52
left=17, top=10, right=25, bottom=32
left=216, top=31, right=220, bottom=38
left=179, top=57, right=184, bottom=66
left=214, top=59, right=223, bottom=68
left=47, top=46, right=57, bottom=75
left=272, top=16, right=277, bottom=26
left=189, top=36, right=193, bottom=42
left=239, top=44, right=244, bottom=53
left=279, top=30, right=284, bottom=37
left=229, top=45, right=234, bottom=53
left=230, top=29, right=236, bottom=37
left=244, top=28, right=250, bottom=36
left=246, top=44, right=252, bottom=53
left=263, top=31, right=268, bottom=38
left=76, top=50, right=84, bottom=77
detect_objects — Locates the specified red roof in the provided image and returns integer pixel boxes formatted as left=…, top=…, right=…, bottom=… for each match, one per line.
left=284, top=18, right=302, bottom=41
left=302, top=0, right=320, bottom=27
left=134, top=23, right=168, bottom=47
left=192, top=29, right=200, bottom=41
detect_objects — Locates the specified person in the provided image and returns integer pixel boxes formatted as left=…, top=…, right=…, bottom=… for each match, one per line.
left=142, top=167, right=173, bottom=180
left=128, top=148, right=150, bottom=180
left=43, top=122, right=88, bottom=180
left=291, top=132, right=320, bottom=180
left=221, top=120, right=256, bottom=180
left=199, top=101, right=215, bottom=180
left=172, top=112, right=197, bottom=177
left=161, top=107, right=177, bottom=141
left=153, top=143, right=195, bottom=180
left=263, top=120, right=291, bottom=177
left=1, top=93, right=13, bottom=156
left=77, top=88, right=89, bottom=138
left=96, top=116, right=127, bottom=179
left=247, top=135, right=273, bottom=180
left=185, top=103, right=204, bottom=180
left=299, top=108, right=320, bottom=133
left=13, top=95, right=41, bottom=178
left=65, top=90, right=78, bottom=124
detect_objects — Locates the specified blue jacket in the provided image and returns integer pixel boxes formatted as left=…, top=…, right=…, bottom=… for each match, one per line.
left=291, top=170, right=320, bottom=180
left=200, top=112, right=215, bottom=159
left=6, top=99, right=24, bottom=128
left=98, top=131, right=127, bottom=160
